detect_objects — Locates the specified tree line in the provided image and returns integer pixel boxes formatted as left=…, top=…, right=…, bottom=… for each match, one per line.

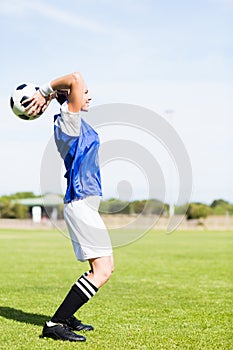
left=0, top=192, right=232, bottom=220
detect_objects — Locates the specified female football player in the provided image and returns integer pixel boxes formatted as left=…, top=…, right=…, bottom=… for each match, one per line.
left=24, top=72, right=114, bottom=342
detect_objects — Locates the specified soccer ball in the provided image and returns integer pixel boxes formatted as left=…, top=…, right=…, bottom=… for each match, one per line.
left=10, top=83, right=43, bottom=120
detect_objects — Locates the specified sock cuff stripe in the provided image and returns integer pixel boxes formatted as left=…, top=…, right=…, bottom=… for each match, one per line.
left=82, top=276, right=98, bottom=292
left=79, top=277, right=97, bottom=296
left=75, top=281, right=92, bottom=299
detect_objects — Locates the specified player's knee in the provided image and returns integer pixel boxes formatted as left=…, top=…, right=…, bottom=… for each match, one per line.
left=102, top=266, right=112, bottom=283
left=98, top=264, right=113, bottom=285
left=91, top=257, right=114, bottom=287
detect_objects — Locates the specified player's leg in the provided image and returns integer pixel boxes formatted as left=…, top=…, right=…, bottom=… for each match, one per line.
left=61, top=256, right=114, bottom=333
left=42, top=255, right=113, bottom=341
left=86, top=255, right=114, bottom=288
left=50, top=272, right=98, bottom=324
left=50, top=255, right=113, bottom=323
left=41, top=270, right=97, bottom=341
left=42, top=198, right=113, bottom=341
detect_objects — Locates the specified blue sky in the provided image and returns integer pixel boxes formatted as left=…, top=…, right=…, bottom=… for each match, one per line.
left=0, top=0, right=232, bottom=204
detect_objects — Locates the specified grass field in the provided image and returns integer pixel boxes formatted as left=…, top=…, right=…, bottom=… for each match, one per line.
left=0, top=228, right=232, bottom=350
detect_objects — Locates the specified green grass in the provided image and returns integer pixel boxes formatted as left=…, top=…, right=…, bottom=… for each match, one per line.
left=0, top=228, right=232, bottom=350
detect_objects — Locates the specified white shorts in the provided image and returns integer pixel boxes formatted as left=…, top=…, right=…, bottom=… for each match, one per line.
left=64, top=196, right=113, bottom=262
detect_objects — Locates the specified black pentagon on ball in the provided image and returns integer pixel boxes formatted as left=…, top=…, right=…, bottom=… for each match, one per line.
left=16, top=84, right=27, bottom=90
left=20, top=96, right=30, bottom=108
left=18, top=114, right=30, bottom=120
left=10, top=96, right=14, bottom=109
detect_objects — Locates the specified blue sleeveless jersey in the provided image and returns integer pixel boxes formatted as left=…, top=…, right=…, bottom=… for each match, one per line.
left=54, top=112, right=102, bottom=203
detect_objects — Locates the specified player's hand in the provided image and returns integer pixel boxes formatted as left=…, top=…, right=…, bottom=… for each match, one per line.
left=23, top=90, right=48, bottom=117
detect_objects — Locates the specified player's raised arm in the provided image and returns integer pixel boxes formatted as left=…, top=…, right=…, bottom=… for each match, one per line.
left=24, top=72, right=85, bottom=117
left=50, top=72, right=84, bottom=113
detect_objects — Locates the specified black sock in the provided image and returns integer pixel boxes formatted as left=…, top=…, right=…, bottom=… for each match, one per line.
left=51, top=275, right=98, bottom=323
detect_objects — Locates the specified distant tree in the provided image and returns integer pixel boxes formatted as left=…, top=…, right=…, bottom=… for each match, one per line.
left=13, top=192, right=36, bottom=199
left=210, top=199, right=229, bottom=208
left=130, top=200, right=146, bottom=214
left=99, top=198, right=167, bottom=215
left=0, top=200, right=15, bottom=218
left=163, top=203, right=170, bottom=216
left=99, top=200, right=110, bottom=214
left=175, top=204, right=189, bottom=215
left=108, top=199, right=130, bottom=214
left=0, top=192, right=38, bottom=201
left=227, top=205, right=233, bottom=215
left=13, top=203, right=28, bottom=219
left=99, top=199, right=130, bottom=214
left=186, top=203, right=210, bottom=220
left=0, top=192, right=41, bottom=219
left=0, top=199, right=28, bottom=219
left=209, top=198, right=232, bottom=215
left=144, top=199, right=164, bottom=215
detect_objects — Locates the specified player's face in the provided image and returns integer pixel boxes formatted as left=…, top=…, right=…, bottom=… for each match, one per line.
left=81, top=84, right=92, bottom=111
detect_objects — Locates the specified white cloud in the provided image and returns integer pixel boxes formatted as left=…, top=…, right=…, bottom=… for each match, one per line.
left=0, top=0, right=105, bottom=33
left=31, top=1, right=104, bottom=33
left=0, top=0, right=23, bottom=14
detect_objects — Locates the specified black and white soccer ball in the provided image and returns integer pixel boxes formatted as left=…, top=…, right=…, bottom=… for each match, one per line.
left=10, top=83, right=43, bottom=120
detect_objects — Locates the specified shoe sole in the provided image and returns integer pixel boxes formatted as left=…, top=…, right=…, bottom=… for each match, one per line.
left=39, top=334, right=86, bottom=342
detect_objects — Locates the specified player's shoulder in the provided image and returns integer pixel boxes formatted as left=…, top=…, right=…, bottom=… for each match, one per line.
left=54, top=102, right=81, bottom=137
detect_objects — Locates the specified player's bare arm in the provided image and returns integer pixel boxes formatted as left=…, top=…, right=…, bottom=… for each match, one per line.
left=50, top=72, right=85, bottom=113
left=24, top=72, right=85, bottom=116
